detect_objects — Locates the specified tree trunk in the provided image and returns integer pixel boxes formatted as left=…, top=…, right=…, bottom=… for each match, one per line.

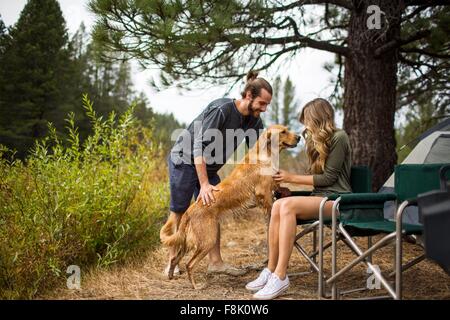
left=344, top=0, right=402, bottom=191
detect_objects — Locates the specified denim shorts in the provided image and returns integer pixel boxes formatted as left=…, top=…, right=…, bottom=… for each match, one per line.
left=167, top=155, right=221, bottom=213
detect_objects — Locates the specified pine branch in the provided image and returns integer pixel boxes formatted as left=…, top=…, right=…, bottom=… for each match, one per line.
left=400, top=47, right=450, bottom=59
left=405, top=0, right=450, bottom=6
left=252, top=16, right=350, bottom=56
left=400, top=5, right=430, bottom=23
left=374, top=30, right=431, bottom=56
left=269, top=0, right=353, bottom=11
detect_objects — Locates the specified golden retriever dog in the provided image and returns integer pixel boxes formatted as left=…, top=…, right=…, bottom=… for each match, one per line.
left=160, top=125, right=300, bottom=289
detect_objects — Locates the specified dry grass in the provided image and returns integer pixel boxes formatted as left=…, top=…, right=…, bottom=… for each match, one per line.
left=41, top=209, right=450, bottom=300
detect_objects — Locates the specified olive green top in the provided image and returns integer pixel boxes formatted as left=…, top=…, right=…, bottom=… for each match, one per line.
left=312, top=129, right=352, bottom=195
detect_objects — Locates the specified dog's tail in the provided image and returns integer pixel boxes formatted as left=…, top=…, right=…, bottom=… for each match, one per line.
left=160, top=214, right=188, bottom=251
left=159, top=214, right=177, bottom=242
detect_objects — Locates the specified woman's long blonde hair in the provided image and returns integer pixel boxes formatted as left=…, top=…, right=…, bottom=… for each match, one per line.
left=299, top=98, right=337, bottom=174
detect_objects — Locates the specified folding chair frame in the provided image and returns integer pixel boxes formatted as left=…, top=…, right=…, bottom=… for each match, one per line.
left=318, top=197, right=426, bottom=300
left=291, top=221, right=320, bottom=276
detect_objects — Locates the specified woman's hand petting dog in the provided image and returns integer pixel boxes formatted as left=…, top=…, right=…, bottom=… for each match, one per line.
left=196, top=183, right=220, bottom=206
left=272, top=169, right=293, bottom=184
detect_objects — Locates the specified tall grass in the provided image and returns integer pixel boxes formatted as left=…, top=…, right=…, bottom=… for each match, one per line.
left=0, top=95, right=169, bottom=299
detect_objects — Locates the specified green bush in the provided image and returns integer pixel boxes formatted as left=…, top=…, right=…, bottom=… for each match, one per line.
left=0, top=95, right=169, bottom=299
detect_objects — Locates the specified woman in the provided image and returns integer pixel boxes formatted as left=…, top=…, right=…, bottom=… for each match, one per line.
left=246, top=98, right=352, bottom=300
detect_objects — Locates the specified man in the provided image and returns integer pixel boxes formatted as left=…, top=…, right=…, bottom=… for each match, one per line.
left=164, top=71, right=273, bottom=276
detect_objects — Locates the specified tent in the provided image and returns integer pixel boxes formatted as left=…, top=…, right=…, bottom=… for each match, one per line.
left=381, top=118, right=450, bottom=223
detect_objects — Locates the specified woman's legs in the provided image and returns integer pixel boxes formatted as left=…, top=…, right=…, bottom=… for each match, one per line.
left=273, top=199, right=298, bottom=279
left=245, top=200, right=283, bottom=292
left=272, top=196, right=335, bottom=280
left=267, top=199, right=282, bottom=272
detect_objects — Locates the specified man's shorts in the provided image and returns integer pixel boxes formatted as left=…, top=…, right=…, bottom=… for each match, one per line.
left=168, top=155, right=221, bottom=214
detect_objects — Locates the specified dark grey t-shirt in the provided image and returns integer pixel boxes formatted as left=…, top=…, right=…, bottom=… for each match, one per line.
left=170, top=98, right=264, bottom=173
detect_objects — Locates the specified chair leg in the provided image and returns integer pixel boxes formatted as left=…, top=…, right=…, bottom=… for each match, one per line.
left=389, top=254, right=426, bottom=278
left=293, top=243, right=319, bottom=273
left=331, top=198, right=341, bottom=299
left=395, top=232, right=403, bottom=300
left=329, top=224, right=397, bottom=299
left=318, top=197, right=328, bottom=299
left=327, top=227, right=396, bottom=284
left=312, top=228, right=317, bottom=270
left=291, top=222, right=321, bottom=277
left=367, top=236, right=373, bottom=264
left=395, top=200, right=410, bottom=300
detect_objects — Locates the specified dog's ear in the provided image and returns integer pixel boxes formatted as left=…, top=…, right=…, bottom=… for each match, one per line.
left=266, top=130, right=272, bottom=147
left=258, top=129, right=272, bottom=153
left=266, top=129, right=271, bottom=145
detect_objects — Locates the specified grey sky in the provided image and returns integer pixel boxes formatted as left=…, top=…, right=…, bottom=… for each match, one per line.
left=0, top=0, right=338, bottom=126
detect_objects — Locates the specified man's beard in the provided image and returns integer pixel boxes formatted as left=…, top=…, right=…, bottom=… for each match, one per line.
left=247, top=100, right=260, bottom=117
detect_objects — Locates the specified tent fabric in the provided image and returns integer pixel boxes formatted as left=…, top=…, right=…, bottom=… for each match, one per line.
left=384, top=131, right=450, bottom=188
left=425, top=134, right=450, bottom=163
left=415, top=118, right=450, bottom=143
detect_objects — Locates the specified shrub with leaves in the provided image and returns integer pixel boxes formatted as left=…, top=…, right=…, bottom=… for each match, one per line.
left=0, top=95, right=169, bottom=299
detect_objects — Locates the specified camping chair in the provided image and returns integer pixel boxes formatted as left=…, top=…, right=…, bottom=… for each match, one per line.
left=275, top=166, right=372, bottom=280
left=319, top=163, right=450, bottom=300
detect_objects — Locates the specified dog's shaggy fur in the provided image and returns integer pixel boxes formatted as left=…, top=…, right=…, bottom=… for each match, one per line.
left=160, top=125, right=300, bottom=289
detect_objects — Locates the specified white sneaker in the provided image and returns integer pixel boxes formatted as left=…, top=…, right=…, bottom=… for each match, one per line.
left=253, top=274, right=289, bottom=300
left=164, top=264, right=180, bottom=277
left=245, top=268, right=272, bottom=292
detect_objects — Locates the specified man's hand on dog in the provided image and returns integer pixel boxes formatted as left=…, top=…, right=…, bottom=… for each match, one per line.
left=196, top=183, right=220, bottom=206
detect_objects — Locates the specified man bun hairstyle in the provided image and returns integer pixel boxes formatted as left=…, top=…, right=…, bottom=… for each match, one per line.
left=246, top=70, right=259, bottom=82
left=241, top=70, right=273, bottom=99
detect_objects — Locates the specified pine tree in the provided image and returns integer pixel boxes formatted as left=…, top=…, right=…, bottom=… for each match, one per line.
left=268, top=76, right=281, bottom=125
left=133, top=92, right=155, bottom=127
left=133, top=92, right=184, bottom=153
left=282, top=77, right=298, bottom=131
left=112, top=61, right=134, bottom=114
left=2, top=9, right=185, bottom=157
left=0, top=15, right=7, bottom=53
left=66, top=23, right=139, bottom=144
left=66, top=23, right=90, bottom=136
left=0, top=0, right=72, bottom=158
left=0, top=16, right=8, bottom=128
left=264, top=76, right=299, bottom=131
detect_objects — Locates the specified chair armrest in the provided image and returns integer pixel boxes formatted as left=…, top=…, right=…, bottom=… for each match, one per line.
left=338, top=193, right=397, bottom=204
left=404, top=198, right=418, bottom=206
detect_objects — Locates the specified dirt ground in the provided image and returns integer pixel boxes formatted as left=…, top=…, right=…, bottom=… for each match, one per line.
left=43, top=210, right=450, bottom=300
